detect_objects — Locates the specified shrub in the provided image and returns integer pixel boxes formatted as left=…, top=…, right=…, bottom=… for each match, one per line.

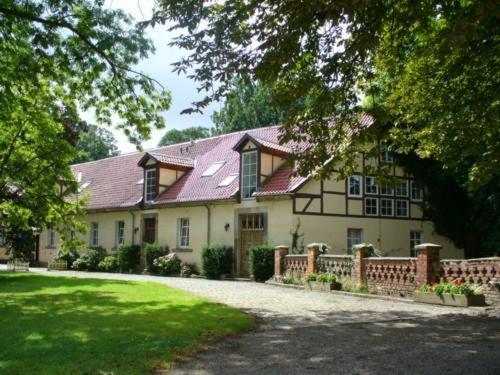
left=86, top=247, right=107, bottom=271
left=144, top=243, right=169, bottom=274
left=153, top=253, right=182, bottom=276
left=71, top=257, right=88, bottom=271
left=316, top=273, right=337, bottom=283
left=418, top=279, right=482, bottom=296
left=98, top=256, right=119, bottom=272
left=180, top=262, right=197, bottom=278
left=202, top=244, right=233, bottom=279
left=117, top=244, right=141, bottom=273
left=248, top=244, right=275, bottom=282
left=306, top=273, right=318, bottom=282
left=54, top=249, right=80, bottom=267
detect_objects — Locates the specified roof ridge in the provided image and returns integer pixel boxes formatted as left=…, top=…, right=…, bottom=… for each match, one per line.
left=71, top=150, right=141, bottom=167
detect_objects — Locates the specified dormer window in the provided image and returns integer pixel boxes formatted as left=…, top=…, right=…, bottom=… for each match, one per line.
left=241, top=151, right=258, bottom=199
left=145, top=169, right=156, bottom=202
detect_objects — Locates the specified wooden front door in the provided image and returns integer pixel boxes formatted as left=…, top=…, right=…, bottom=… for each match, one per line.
left=239, top=213, right=265, bottom=275
left=143, top=217, right=156, bottom=244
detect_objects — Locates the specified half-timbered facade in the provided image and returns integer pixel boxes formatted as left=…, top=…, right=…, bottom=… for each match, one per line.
left=0, top=120, right=463, bottom=271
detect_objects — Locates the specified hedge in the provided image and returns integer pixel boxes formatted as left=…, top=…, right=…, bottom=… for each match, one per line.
left=249, top=244, right=275, bottom=282
left=117, top=244, right=141, bottom=272
left=202, top=244, right=233, bottom=279
left=144, top=243, right=169, bottom=274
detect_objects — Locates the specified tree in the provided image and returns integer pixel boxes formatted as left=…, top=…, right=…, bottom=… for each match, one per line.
left=74, top=124, right=120, bottom=164
left=150, top=0, right=498, bottom=189
left=158, top=126, right=210, bottom=146
left=211, top=78, right=286, bottom=135
left=0, top=0, right=170, bottom=253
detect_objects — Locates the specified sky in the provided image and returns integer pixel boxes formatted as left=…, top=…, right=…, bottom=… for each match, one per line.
left=85, top=0, right=220, bottom=153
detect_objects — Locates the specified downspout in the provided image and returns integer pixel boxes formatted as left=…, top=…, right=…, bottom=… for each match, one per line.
left=129, top=210, right=136, bottom=245
left=204, top=203, right=211, bottom=245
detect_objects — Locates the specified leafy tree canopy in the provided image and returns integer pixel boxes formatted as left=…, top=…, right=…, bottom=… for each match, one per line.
left=150, top=0, right=498, bottom=190
left=74, top=124, right=120, bottom=164
left=0, top=0, right=170, bottom=255
left=211, top=78, right=287, bottom=135
left=158, top=126, right=210, bottom=146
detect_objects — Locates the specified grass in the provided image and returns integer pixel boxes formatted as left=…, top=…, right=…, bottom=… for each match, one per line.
left=0, top=273, right=255, bottom=374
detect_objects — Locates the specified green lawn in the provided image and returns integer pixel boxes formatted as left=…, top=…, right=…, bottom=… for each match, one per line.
left=0, top=273, right=255, bottom=374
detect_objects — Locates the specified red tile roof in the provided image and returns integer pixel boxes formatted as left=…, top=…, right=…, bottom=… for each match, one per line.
left=72, top=115, right=373, bottom=210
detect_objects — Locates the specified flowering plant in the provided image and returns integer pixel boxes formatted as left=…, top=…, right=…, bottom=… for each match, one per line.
left=153, top=253, right=182, bottom=276
left=418, top=279, right=482, bottom=296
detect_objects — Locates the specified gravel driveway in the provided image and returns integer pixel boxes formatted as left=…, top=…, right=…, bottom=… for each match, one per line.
left=29, top=268, right=500, bottom=374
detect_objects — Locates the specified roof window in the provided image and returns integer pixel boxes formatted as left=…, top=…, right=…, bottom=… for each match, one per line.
left=218, top=174, right=238, bottom=187
left=202, top=162, right=225, bottom=177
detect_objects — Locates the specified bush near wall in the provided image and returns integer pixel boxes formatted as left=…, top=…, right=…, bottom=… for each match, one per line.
left=70, top=247, right=106, bottom=271
left=202, top=244, right=233, bottom=279
left=144, top=243, right=169, bottom=274
left=117, top=244, right=141, bottom=273
left=249, top=244, right=275, bottom=282
left=98, top=256, right=119, bottom=272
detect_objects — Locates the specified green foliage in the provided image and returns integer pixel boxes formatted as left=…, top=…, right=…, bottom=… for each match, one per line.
left=418, top=280, right=481, bottom=296
left=152, top=0, right=498, bottom=191
left=0, top=273, right=255, bottom=373
left=180, top=262, right=197, bottom=278
left=98, top=256, right=119, bottom=273
left=54, top=249, right=80, bottom=267
left=74, top=124, right=119, bottom=164
left=117, top=244, right=141, bottom=273
left=279, top=273, right=302, bottom=285
left=158, top=126, right=210, bottom=146
left=248, top=244, right=275, bottom=282
left=316, top=273, right=337, bottom=283
left=0, top=0, right=170, bottom=240
left=1, top=229, right=37, bottom=260
left=144, top=243, right=169, bottom=274
left=306, top=273, right=317, bottom=282
left=201, top=244, right=234, bottom=280
left=212, top=78, right=288, bottom=135
left=71, top=258, right=88, bottom=271
left=153, top=253, right=182, bottom=276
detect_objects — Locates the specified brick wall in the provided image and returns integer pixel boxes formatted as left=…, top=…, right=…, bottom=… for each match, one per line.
left=364, top=257, right=417, bottom=297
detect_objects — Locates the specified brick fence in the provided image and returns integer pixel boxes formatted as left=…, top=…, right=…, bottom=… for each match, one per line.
left=275, top=243, right=500, bottom=304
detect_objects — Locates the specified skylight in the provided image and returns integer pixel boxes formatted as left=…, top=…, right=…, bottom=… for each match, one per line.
left=202, top=162, right=225, bottom=177
left=78, top=181, right=91, bottom=193
left=218, top=174, right=238, bottom=187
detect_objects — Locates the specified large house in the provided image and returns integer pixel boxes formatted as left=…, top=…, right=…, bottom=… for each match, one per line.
left=0, top=122, right=463, bottom=272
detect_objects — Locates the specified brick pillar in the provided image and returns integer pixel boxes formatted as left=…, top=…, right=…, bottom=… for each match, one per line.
left=307, top=243, right=320, bottom=274
left=416, top=243, right=442, bottom=286
left=274, top=245, right=289, bottom=277
left=354, top=244, right=372, bottom=288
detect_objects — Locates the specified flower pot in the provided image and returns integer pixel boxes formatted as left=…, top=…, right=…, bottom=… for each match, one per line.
left=413, top=291, right=486, bottom=307
left=306, top=281, right=342, bottom=292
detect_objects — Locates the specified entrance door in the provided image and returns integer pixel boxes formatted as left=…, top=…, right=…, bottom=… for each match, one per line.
left=143, top=217, right=156, bottom=244
left=239, top=213, right=265, bottom=275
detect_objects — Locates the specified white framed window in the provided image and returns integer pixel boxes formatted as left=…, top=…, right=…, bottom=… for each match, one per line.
left=410, top=231, right=423, bottom=257
left=411, top=181, right=423, bottom=202
left=116, top=221, right=125, bottom=247
left=395, top=181, right=408, bottom=197
left=90, top=222, right=99, bottom=247
left=348, top=175, right=362, bottom=197
left=241, top=151, right=258, bottom=199
left=145, top=169, right=157, bottom=202
left=178, top=218, right=190, bottom=248
left=365, top=198, right=378, bottom=216
left=395, top=200, right=409, bottom=217
left=347, top=229, right=363, bottom=255
left=365, top=176, right=378, bottom=195
left=202, top=162, right=225, bottom=177
left=380, top=198, right=394, bottom=216
left=47, top=228, right=56, bottom=247
left=380, top=141, right=394, bottom=163
left=380, top=185, right=394, bottom=196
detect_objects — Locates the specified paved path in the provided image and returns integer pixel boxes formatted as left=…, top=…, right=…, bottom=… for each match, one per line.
left=29, top=268, right=500, bottom=374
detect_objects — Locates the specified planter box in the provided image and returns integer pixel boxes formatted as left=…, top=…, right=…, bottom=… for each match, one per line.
left=414, top=292, right=486, bottom=307
left=306, top=281, right=342, bottom=292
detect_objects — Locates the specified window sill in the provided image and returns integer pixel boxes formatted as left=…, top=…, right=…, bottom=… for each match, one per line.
left=45, top=246, right=56, bottom=250
left=173, top=248, right=193, bottom=253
